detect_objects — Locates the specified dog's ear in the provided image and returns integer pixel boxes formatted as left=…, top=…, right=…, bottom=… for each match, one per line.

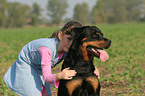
left=70, top=27, right=86, bottom=53
left=70, top=27, right=84, bottom=40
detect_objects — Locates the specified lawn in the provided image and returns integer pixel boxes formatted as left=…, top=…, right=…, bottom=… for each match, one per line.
left=0, top=23, right=145, bottom=96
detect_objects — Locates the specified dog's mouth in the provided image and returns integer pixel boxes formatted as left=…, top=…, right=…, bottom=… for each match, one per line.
left=87, top=46, right=109, bottom=62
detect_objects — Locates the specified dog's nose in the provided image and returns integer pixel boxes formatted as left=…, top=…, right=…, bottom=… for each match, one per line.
left=107, top=40, right=111, bottom=44
left=105, top=39, right=111, bottom=49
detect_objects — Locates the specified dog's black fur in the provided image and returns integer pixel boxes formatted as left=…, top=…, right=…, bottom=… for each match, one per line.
left=58, top=26, right=111, bottom=96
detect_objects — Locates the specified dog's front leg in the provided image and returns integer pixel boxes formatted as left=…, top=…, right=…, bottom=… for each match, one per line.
left=86, top=76, right=100, bottom=96
left=58, top=80, right=70, bottom=96
left=65, top=79, right=83, bottom=96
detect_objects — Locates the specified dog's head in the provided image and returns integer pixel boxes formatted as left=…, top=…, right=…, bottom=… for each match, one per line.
left=70, top=26, right=111, bottom=61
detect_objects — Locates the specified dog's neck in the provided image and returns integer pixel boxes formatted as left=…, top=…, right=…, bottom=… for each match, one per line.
left=62, top=47, right=95, bottom=75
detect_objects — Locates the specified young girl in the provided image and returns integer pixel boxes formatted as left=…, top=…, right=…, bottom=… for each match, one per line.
left=3, top=21, right=100, bottom=96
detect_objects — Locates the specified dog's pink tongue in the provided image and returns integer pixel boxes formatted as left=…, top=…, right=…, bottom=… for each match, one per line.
left=97, top=49, right=109, bottom=62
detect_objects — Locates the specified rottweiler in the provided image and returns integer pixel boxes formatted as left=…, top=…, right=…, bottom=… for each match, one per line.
left=58, top=26, right=111, bottom=96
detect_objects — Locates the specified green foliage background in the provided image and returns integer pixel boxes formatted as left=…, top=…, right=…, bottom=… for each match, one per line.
left=0, top=23, right=145, bottom=96
left=1, top=0, right=145, bottom=27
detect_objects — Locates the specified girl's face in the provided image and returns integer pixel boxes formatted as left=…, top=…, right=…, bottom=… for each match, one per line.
left=58, top=31, right=73, bottom=53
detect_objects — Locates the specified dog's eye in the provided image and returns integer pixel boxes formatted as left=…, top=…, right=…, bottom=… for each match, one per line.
left=92, top=34, right=99, bottom=38
left=92, top=34, right=96, bottom=37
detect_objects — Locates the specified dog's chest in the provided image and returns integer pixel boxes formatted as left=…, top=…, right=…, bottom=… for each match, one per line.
left=65, top=75, right=99, bottom=95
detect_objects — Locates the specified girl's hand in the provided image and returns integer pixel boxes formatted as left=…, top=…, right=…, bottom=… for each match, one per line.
left=60, top=67, right=77, bottom=80
left=94, top=67, right=100, bottom=79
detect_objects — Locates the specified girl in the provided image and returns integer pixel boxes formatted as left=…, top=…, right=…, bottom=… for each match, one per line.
left=3, top=21, right=100, bottom=96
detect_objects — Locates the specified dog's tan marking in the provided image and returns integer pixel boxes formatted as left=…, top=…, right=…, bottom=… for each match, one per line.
left=66, top=79, right=83, bottom=95
left=86, top=76, right=99, bottom=92
left=81, top=45, right=89, bottom=61
left=82, top=38, right=87, bottom=41
left=83, top=40, right=106, bottom=48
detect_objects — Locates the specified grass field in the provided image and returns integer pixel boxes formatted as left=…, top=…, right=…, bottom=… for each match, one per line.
left=0, top=23, right=145, bottom=96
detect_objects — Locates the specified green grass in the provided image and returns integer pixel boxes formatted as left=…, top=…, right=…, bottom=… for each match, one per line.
left=96, top=23, right=145, bottom=96
left=0, top=23, right=145, bottom=96
left=0, top=27, right=58, bottom=96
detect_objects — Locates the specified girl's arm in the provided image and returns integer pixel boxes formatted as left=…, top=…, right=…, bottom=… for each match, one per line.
left=39, top=47, right=59, bottom=88
left=39, top=47, right=77, bottom=88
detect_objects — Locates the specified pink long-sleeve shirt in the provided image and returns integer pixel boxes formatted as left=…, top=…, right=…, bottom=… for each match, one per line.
left=38, top=46, right=63, bottom=88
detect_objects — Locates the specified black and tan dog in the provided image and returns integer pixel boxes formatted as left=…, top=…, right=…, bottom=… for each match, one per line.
left=58, top=26, right=111, bottom=96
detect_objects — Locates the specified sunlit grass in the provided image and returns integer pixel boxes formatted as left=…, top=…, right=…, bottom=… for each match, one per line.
left=0, top=23, right=145, bottom=95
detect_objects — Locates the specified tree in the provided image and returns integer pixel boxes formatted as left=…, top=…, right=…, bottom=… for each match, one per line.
left=73, top=4, right=81, bottom=21
left=46, top=0, right=68, bottom=24
left=30, top=3, right=41, bottom=26
left=140, top=0, right=145, bottom=21
left=91, top=0, right=107, bottom=24
left=92, top=0, right=135, bottom=23
left=6, top=2, right=30, bottom=27
left=103, top=0, right=127, bottom=23
left=73, top=2, right=89, bottom=24
left=125, top=0, right=144, bottom=22
left=0, top=0, right=7, bottom=27
left=105, top=0, right=143, bottom=23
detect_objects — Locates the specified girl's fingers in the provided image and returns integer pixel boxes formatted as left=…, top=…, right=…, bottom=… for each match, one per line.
left=98, top=76, right=100, bottom=79
left=67, top=70, right=77, bottom=76
left=95, top=67, right=98, bottom=71
left=64, top=67, right=70, bottom=71
left=66, top=77, right=72, bottom=80
left=64, top=73, right=75, bottom=80
left=65, top=67, right=77, bottom=74
left=62, top=67, right=77, bottom=79
left=94, top=67, right=100, bottom=79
